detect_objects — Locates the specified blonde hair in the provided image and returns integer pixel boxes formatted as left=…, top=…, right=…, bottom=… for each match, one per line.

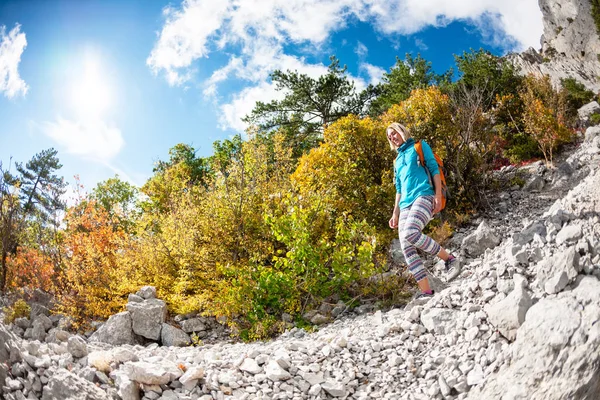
left=386, top=122, right=412, bottom=150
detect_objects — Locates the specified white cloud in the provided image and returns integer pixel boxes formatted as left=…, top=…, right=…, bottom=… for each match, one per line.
left=414, top=38, right=428, bottom=51
left=149, top=0, right=544, bottom=130
left=366, top=0, right=542, bottom=51
left=355, top=41, right=368, bottom=57
left=147, top=1, right=230, bottom=86
left=361, top=63, right=386, bottom=85
left=42, top=118, right=124, bottom=161
left=219, top=81, right=283, bottom=132
left=0, top=23, right=28, bottom=98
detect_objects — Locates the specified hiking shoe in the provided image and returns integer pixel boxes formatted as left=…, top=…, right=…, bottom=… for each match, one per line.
left=413, top=290, right=435, bottom=301
left=445, top=255, right=462, bottom=282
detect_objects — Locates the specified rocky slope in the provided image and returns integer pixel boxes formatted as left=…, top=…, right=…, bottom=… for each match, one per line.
left=506, top=0, right=600, bottom=91
left=0, top=121, right=599, bottom=400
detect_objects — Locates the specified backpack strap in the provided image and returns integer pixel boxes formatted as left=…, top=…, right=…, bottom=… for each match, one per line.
left=414, top=140, right=425, bottom=167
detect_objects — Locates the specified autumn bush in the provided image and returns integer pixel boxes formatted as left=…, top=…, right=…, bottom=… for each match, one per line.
left=3, top=299, right=30, bottom=324
left=6, top=247, right=55, bottom=292
left=520, top=74, right=572, bottom=166
left=54, top=200, right=129, bottom=329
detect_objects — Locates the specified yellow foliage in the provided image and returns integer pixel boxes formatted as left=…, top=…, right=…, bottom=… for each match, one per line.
left=520, top=74, right=572, bottom=166
left=292, top=115, right=395, bottom=237
left=3, top=299, right=30, bottom=324
left=381, top=86, right=454, bottom=156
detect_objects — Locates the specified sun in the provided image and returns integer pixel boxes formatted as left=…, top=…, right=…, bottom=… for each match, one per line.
left=70, top=54, right=112, bottom=119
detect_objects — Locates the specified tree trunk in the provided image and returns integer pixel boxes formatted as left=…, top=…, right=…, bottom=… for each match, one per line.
left=0, top=250, right=7, bottom=294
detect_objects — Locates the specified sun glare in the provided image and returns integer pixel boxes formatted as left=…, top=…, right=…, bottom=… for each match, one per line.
left=70, top=55, right=112, bottom=119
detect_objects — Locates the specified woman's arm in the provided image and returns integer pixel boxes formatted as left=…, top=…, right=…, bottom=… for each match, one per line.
left=389, top=193, right=401, bottom=228
left=421, top=141, right=440, bottom=177
left=433, top=174, right=443, bottom=214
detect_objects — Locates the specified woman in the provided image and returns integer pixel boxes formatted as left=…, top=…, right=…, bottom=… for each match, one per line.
left=386, top=122, right=460, bottom=300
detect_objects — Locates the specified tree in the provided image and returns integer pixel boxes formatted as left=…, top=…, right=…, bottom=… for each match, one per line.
left=91, top=175, right=139, bottom=232
left=15, top=148, right=66, bottom=223
left=369, top=53, right=452, bottom=116
left=0, top=162, right=22, bottom=292
left=291, top=115, right=394, bottom=231
left=453, top=49, right=522, bottom=111
left=0, top=149, right=65, bottom=293
left=243, top=56, right=378, bottom=156
left=153, top=143, right=211, bottom=187
left=210, top=135, right=244, bottom=177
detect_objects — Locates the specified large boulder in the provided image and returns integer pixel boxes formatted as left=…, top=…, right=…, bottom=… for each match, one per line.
left=535, top=246, right=581, bottom=294
left=42, top=368, right=111, bottom=400
left=462, top=220, right=501, bottom=257
left=585, top=126, right=600, bottom=143
left=420, top=308, right=467, bottom=335
left=135, top=286, right=157, bottom=300
left=513, top=221, right=546, bottom=246
left=470, top=277, right=600, bottom=399
left=126, top=299, right=167, bottom=341
left=126, top=361, right=183, bottom=385
left=67, top=335, right=88, bottom=358
left=160, top=323, right=191, bottom=347
left=484, top=284, right=533, bottom=341
left=181, top=318, right=206, bottom=333
left=89, top=312, right=136, bottom=346
left=578, top=101, right=600, bottom=127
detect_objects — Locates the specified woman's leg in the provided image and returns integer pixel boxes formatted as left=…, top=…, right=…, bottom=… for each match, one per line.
left=401, top=196, right=441, bottom=256
left=398, top=200, right=432, bottom=292
left=400, top=196, right=451, bottom=292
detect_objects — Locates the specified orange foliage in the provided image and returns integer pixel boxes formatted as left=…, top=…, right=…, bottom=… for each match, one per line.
left=56, top=199, right=128, bottom=328
left=6, top=246, right=55, bottom=292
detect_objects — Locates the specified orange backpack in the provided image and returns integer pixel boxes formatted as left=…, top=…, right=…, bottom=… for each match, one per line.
left=414, top=140, right=448, bottom=212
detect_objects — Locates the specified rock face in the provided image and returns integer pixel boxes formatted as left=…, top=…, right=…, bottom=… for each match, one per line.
left=579, top=101, right=600, bottom=126
left=470, top=277, right=600, bottom=400
left=506, top=0, right=600, bottom=91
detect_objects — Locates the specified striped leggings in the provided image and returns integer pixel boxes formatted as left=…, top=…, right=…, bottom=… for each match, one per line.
left=399, top=196, right=441, bottom=282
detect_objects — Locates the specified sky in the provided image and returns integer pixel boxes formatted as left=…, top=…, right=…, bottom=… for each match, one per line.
left=0, top=0, right=544, bottom=193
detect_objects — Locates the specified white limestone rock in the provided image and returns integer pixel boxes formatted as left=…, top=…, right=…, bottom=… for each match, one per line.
left=89, top=312, right=136, bottom=346
left=462, top=221, right=501, bottom=257
left=126, top=299, right=167, bottom=341
left=484, top=286, right=533, bottom=341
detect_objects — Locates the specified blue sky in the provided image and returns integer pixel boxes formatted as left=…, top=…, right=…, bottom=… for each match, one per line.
left=0, top=0, right=543, bottom=194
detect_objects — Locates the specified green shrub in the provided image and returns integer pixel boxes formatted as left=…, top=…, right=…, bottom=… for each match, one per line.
left=591, top=113, right=600, bottom=125
left=509, top=175, right=526, bottom=188
left=561, top=78, right=595, bottom=123
left=593, top=0, right=600, bottom=36
left=503, top=134, right=542, bottom=163
left=3, top=299, right=31, bottom=324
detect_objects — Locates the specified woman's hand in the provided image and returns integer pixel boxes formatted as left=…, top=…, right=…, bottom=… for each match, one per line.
left=389, top=209, right=400, bottom=229
left=433, top=193, right=443, bottom=214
